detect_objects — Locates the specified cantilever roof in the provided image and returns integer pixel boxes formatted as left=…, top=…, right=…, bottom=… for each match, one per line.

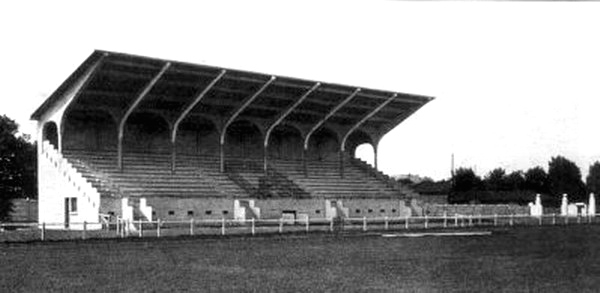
left=32, top=50, right=433, bottom=139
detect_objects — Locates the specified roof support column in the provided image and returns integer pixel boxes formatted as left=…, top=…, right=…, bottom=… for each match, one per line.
left=170, top=70, right=226, bottom=173
left=339, top=149, right=345, bottom=178
left=374, top=140, right=380, bottom=170
left=219, top=76, right=276, bottom=172
left=339, top=93, right=396, bottom=177
left=303, top=88, right=361, bottom=178
left=263, top=82, right=320, bottom=174
left=303, top=147, right=308, bottom=177
left=117, top=62, right=170, bottom=170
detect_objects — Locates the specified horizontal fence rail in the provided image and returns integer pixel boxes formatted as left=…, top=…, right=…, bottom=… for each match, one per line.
left=1, top=213, right=599, bottom=243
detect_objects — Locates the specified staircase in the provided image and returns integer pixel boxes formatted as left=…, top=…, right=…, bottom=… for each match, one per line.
left=39, top=141, right=102, bottom=228
left=271, top=158, right=404, bottom=198
left=349, top=157, right=417, bottom=197
left=258, top=165, right=311, bottom=198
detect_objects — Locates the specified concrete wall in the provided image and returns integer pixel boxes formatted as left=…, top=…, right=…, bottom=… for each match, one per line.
left=109, top=197, right=416, bottom=221
left=343, top=199, right=412, bottom=218
left=176, top=129, right=219, bottom=156
left=123, top=114, right=171, bottom=153
left=63, top=111, right=117, bottom=151
left=418, top=194, right=448, bottom=205
left=38, top=141, right=100, bottom=228
left=99, top=197, right=122, bottom=219
left=268, top=127, right=304, bottom=160
left=423, top=204, right=529, bottom=216
left=146, top=197, right=234, bottom=221
left=258, top=199, right=325, bottom=219
left=9, top=199, right=38, bottom=222
left=307, top=128, right=339, bottom=161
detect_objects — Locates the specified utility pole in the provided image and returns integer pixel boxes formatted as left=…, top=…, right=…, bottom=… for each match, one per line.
left=450, top=153, right=455, bottom=196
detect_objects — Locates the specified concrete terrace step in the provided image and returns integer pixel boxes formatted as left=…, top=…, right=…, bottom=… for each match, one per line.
left=63, top=150, right=408, bottom=200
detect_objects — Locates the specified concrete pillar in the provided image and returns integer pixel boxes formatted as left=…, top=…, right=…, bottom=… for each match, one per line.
left=57, top=120, right=63, bottom=153
left=339, top=150, right=344, bottom=178
left=369, top=137, right=381, bottom=171
left=263, top=144, right=268, bottom=175
left=171, top=141, right=177, bottom=174
left=303, top=148, right=308, bottom=177
left=561, top=194, right=568, bottom=216
left=535, top=194, right=543, bottom=216
left=219, top=142, right=225, bottom=173
left=589, top=193, right=596, bottom=217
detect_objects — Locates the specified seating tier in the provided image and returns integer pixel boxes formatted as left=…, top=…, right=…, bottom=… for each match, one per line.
left=63, top=150, right=408, bottom=199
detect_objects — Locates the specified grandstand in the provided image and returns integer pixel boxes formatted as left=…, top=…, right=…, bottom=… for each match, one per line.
left=31, top=50, right=433, bottom=229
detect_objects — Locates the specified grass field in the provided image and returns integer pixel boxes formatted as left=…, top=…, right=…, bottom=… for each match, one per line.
left=2, top=225, right=600, bottom=292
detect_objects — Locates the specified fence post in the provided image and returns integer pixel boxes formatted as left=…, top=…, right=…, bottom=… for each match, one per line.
left=251, top=218, right=255, bottom=236
left=405, top=215, right=409, bottom=230
left=116, top=218, right=120, bottom=236
left=157, top=219, right=161, bottom=238
left=41, top=222, right=46, bottom=241
left=468, top=215, right=473, bottom=227
left=384, top=216, right=389, bottom=230
left=221, top=218, right=226, bottom=236
left=478, top=214, right=482, bottom=226
left=443, top=212, right=447, bottom=228
left=306, top=216, right=310, bottom=233
left=509, top=214, right=514, bottom=227
left=454, top=214, right=458, bottom=227
left=552, top=213, right=556, bottom=225
left=280, top=218, right=284, bottom=234
left=494, top=214, right=498, bottom=226
left=83, top=221, right=87, bottom=240
left=424, top=215, right=428, bottom=229
left=138, top=219, right=143, bottom=238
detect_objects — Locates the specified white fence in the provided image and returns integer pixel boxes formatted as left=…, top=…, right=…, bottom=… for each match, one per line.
left=1, top=213, right=598, bottom=242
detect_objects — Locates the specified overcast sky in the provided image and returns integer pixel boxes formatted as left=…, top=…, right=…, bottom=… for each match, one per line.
left=1, top=1, right=600, bottom=180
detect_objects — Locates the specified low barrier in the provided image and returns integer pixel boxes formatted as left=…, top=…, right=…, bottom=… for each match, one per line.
left=1, top=213, right=599, bottom=243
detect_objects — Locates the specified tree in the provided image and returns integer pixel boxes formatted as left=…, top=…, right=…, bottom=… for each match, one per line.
left=484, top=168, right=507, bottom=191
left=524, top=166, right=549, bottom=194
left=451, top=167, right=482, bottom=192
left=0, top=115, right=37, bottom=221
left=547, top=156, right=586, bottom=202
left=586, top=161, right=600, bottom=196
left=505, top=171, right=525, bottom=191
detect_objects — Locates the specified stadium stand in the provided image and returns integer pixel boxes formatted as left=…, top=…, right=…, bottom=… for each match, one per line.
left=31, top=50, right=432, bottom=229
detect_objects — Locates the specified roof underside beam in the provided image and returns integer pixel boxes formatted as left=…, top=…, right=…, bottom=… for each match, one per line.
left=171, top=69, right=227, bottom=144
left=117, top=62, right=171, bottom=170
left=81, top=88, right=406, bottom=115
left=303, top=88, right=361, bottom=150
left=94, top=66, right=426, bottom=104
left=264, top=82, right=320, bottom=147
left=374, top=105, right=422, bottom=139
left=341, top=93, right=397, bottom=152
